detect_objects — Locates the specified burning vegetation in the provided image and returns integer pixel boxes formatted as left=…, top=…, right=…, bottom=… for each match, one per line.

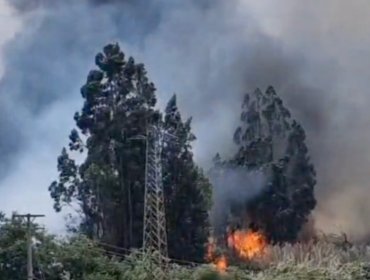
left=206, top=227, right=268, bottom=271
left=205, top=88, right=317, bottom=272
left=227, top=229, right=267, bottom=260
left=206, top=237, right=226, bottom=271
left=209, top=86, right=316, bottom=262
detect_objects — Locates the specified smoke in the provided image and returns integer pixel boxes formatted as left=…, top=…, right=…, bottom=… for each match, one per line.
left=209, top=167, right=267, bottom=236
left=254, top=0, right=370, bottom=241
left=0, top=0, right=369, bottom=239
left=0, top=0, right=232, bottom=232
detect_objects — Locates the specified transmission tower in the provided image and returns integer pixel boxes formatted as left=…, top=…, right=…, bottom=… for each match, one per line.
left=142, top=124, right=175, bottom=279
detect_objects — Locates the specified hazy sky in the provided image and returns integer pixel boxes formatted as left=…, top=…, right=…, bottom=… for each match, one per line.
left=1, top=0, right=370, bottom=239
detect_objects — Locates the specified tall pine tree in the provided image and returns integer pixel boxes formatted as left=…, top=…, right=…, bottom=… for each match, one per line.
left=216, top=86, right=316, bottom=243
left=49, top=43, right=211, bottom=261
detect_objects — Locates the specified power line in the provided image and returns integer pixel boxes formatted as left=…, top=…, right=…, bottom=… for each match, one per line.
left=95, top=240, right=206, bottom=267
left=68, top=243, right=204, bottom=274
left=10, top=238, right=205, bottom=279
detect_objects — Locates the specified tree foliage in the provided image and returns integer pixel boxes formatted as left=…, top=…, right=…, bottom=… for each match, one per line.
left=48, top=43, right=211, bottom=261
left=0, top=213, right=125, bottom=279
left=163, top=94, right=212, bottom=262
left=1, top=215, right=369, bottom=280
left=0, top=213, right=30, bottom=280
left=214, top=86, right=316, bottom=243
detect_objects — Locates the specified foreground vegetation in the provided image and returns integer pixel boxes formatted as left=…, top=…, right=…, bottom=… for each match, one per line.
left=1, top=214, right=369, bottom=279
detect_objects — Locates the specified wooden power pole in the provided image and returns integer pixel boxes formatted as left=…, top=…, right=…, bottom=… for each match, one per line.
left=13, top=213, right=45, bottom=280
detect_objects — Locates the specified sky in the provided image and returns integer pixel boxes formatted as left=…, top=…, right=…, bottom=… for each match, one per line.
left=1, top=0, right=370, bottom=239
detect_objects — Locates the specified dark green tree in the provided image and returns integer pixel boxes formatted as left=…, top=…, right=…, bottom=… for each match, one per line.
left=163, top=95, right=212, bottom=262
left=0, top=213, right=126, bottom=280
left=49, top=43, right=211, bottom=261
left=216, top=86, right=316, bottom=243
left=48, top=43, right=159, bottom=250
left=0, top=213, right=28, bottom=280
left=0, top=213, right=58, bottom=280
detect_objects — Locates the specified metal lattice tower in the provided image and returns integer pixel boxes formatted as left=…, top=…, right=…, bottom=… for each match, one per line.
left=143, top=124, right=175, bottom=279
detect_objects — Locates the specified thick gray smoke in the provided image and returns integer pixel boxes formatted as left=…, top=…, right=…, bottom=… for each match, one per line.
left=209, top=167, right=267, bottom=236
left=0, top=0, right=370, bottom=239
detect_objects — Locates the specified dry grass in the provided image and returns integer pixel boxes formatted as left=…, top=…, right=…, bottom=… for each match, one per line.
left=119, top=235, right=370, bottom=279
left=198, top=235, right=370, bottom=279
left=264, top=240, right=370, bottom=266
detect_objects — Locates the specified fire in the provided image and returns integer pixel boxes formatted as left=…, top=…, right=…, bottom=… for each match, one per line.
left=206, top=237, right=228, bottom=272
left=215, top=255, right=227, bottom=272
left=227, top=229, right=267, bottom=259
left=206, top=229, right=267, bottom=271
left=206, top=237, right=217, bottom=261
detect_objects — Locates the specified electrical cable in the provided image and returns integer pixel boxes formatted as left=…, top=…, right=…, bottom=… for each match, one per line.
left=94, top=240, right=207, bottom=266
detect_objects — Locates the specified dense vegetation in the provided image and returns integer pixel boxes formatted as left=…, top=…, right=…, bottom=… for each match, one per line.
left=1, top=213, right=370, bottom=279
left=212, top=87, right=316, bottom=243
left=0, top=43, right=345, bottom=279
left=48, top=43, right=211, bottom=262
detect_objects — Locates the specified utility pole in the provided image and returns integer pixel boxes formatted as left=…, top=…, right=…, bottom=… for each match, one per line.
left=13, top=213, right=45, bottom=280
left=142, top=124, right=176, bottom=280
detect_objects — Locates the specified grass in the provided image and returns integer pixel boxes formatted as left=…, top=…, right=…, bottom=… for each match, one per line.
left=188, top=235, right=370, bottom=279
left=244, top=239, right=370, bottom=280
left=114, top=235, right=370, bottom=279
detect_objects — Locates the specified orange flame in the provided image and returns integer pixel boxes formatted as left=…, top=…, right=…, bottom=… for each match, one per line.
left=206, top=237, right=228, bottom=272
left=206, top=237, right=217, bottom=261
left=227, top=229, right=267, bottom=259
left=206, top=229, right=267, bottom=271
left=215, top=255, right=227, bottom=272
